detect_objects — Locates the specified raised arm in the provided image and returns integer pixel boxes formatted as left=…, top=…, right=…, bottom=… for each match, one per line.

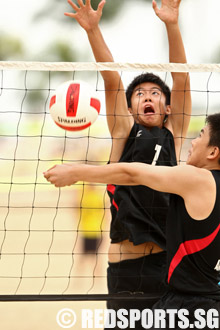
left=65, top=0, right=134, bottom=162
left=153, top=0, right=191, bottom=160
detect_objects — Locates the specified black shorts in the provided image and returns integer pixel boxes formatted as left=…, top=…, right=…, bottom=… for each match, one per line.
left=105, top=252, right=167, bottom=329
left=107, top=251, right=167, bottom=308
left=152, top=291, right=220, bottom=330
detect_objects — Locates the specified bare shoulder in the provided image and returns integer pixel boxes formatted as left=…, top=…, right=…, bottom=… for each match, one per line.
left=182, top=167, right=216, bottom=220
left=178, top=165, right=214, bottom=187
left=187, top=166, right=214, bottom=183
left=167, top=165, right=215, bottom=198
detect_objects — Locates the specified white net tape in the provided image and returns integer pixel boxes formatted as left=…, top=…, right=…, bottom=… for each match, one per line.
left=0, top=61, right=220, bottom=72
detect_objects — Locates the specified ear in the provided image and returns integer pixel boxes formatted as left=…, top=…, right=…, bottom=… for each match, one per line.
left=165, top=105, right=171, bottom=115
left=128, top=107, right=133, bottom=114
left=207, top=146, right=220, bottom=161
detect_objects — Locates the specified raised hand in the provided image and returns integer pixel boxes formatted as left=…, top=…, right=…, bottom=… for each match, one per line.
left=152, top=0, right=181, bottom=25
left=64, top=0, right=106, bottom=32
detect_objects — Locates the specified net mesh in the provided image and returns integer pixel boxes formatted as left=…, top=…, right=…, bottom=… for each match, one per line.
left=0, top=61, right=219, bottom=300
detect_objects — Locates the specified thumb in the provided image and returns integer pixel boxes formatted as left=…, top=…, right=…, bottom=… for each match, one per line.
left=152, top=0, right=159, bottom=14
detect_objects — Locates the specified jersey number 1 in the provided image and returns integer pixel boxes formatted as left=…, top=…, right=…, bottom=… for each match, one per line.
left=151, top=144, right=162, bottom=165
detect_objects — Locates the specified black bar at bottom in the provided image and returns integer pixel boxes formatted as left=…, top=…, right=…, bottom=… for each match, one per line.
left=0, top=294, right=158, bottom=302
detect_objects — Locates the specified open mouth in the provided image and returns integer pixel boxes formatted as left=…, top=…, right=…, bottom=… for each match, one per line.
left=144, top=105, right=155, bottom=115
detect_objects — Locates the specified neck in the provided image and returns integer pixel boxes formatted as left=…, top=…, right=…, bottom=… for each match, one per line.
left=203, top=163, right=220, bottom=171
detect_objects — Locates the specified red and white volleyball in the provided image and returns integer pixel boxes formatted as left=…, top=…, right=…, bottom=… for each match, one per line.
left=49, top=80, right=101, bottom=131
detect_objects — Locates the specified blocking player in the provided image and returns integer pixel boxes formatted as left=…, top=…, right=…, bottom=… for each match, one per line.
left=62, top=0, right=191, bottom=317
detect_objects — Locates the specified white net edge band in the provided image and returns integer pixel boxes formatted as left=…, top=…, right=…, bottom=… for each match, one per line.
left=0, top=61, right=220, bottom=72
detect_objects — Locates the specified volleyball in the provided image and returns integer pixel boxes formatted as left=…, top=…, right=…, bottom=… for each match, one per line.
left=49, top=80, right=101, bottom=131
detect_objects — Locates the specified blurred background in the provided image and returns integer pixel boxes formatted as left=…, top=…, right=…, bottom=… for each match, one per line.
left=1, top=0, right=220, bottom=63
left=0, top=0, right=220, bottom=329
left=1, top=0, right=220, bottom=128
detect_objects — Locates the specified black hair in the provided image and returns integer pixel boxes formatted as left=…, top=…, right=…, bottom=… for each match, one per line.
left=126, top=73, right=171, bottom=108
left=206, top=113, right=220, bottom=164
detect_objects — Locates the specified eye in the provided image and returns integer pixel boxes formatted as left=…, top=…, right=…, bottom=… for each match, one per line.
left=136, top=91, right=144, bottom=97
left=152, top=90, right=160, bottom=96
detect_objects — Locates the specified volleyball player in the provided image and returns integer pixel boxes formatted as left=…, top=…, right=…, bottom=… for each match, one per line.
left=62, top=0, right=191, bottom=318
left=45, top=113, right=220, bottom=329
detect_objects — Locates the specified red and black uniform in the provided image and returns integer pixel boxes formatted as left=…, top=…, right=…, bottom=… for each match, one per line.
left=153, top=170, right=220, bottom=329
left=107, top=122, right=177, bottom=249
left=106, top=122, right=177, bottom=324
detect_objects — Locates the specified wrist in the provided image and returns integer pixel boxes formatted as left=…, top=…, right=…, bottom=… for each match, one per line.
left=165, top=22, right=181, bottom=36
left=86, top=25, right=100, bottom=35
left=165, top=21, right=179, bottom=29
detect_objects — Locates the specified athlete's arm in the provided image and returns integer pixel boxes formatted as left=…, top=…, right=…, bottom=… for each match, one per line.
left=44, top=162, right=215, bottom=220
left=44, top=162, right=202, bottom=193
left=153, top=0, right=191, bottom=160
left=65, top=0, right=134, bottom=163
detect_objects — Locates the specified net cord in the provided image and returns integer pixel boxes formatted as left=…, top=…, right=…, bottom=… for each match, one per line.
left=0, top=61, right=220, bottom=72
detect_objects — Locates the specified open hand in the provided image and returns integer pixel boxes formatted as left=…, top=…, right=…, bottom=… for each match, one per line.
left=152, top=0, right=181, bottom=25
left=65, top=0, right=106, bottom=32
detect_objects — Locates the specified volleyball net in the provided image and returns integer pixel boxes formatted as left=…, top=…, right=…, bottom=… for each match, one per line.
left=0, top=61, right=219, bottom=301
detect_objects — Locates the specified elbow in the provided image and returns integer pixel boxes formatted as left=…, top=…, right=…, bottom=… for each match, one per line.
left=122, top=163, right=140, bottom=186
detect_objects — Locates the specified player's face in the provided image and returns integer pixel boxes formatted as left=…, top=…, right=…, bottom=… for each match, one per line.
left=187, top=125, right=211, bottom=167
left=129, top=82, right=170, bottom=128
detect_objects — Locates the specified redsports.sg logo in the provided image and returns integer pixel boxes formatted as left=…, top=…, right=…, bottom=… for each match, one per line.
left=56, top=308, right=220, bottom=329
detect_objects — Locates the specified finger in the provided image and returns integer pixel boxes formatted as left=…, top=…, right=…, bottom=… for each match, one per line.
left=67, top=0, right=79, bottom=11
left=55, top=183, right=63, bottom=188
left=43, top=166, right=56, bottom=178
left=64, top=12, right=77, bottom=18
left=48, top=177, right=55, bottom=184
left=77, top=0, right=85, bottom=8
left=46, top=165, right=57, bottom=172
left=44, top=174, right=51, bottom=182
left=43, top=170, right=51, bottom=178
left=44, top=174, right=53, bottom=182
left=152, top=0, right=159, bottom=14
left=85, top=0, right=91, bottom=8
left=97, top=0, right=106, bottom=13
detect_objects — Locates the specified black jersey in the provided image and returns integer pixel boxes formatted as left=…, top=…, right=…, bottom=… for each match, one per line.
left=166, top=170, right=220, bottom=299
left=107, top=122, right=177, bottom=249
